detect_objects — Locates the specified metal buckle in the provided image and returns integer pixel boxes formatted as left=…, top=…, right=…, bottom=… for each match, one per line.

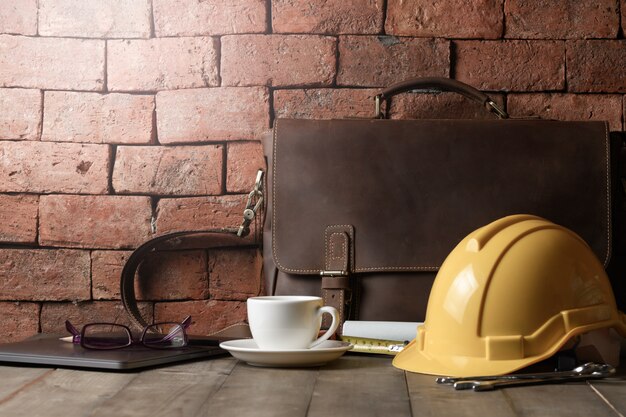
left=486, top=100, right=509, bottom=119
left=237, top=170, right=264, bottom=237
left=320, top=270, right=352, bottom=304
left=319, top=270, right=348, bottom=277
left=374, top=95, right=385, bottom=119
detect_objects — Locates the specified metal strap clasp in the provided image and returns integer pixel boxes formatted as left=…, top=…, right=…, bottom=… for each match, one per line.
left=320, top=271, right=352, bottom=303
left=486, top=100, right=509, bottom=119
left=237, top=170, right=264, bottom=237
left=374, top=95, right=385, bottom=119
left=320, top=270, right=348, bottom=277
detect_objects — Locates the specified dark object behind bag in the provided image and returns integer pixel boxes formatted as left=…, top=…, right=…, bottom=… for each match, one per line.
left=262, top=77, right=626, bottom=329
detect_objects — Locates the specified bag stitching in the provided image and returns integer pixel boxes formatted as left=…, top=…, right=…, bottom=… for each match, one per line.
left=330, top=232, right=347, bottom=262
left=325, top=225, right=352, bottom=268
left=272, top=120, right=611, bottom=273
left=273, top=121, right=439, bottom=273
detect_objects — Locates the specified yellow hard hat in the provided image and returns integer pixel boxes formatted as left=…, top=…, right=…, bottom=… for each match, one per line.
left=393, top=215, right=626, bottom=376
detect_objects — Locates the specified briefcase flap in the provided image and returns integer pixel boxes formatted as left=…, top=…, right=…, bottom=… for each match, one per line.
left=271, top=118, right=611, bottom=275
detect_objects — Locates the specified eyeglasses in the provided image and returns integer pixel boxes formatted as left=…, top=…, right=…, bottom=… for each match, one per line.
left=65, top=316, right=192, bottom=350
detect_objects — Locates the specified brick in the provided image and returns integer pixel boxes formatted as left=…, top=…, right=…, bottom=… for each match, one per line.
left=455, top=40, right=565, bottom=91
left=337, top=36, right=449, bottom=87
left=156, top=195, right=251, bottom=235
left=274, top=88, right=378, bottom=119
left=42, top=92, right=154, bottom=145
left=153, top=0, right=266, bottom=36
left=137, top=250, right=209, bottom=300
left=156, top=87, right=270, bottom=143
left=1, top=302, right=40, bottom=342
left=0, top=0, right=37, bottom=35
left=91, top=250, right=132, bottom=300
left=272, top=0, right=383, bottom=34
left=0, top=141, right=110, bottom=194
left=389, top=92, right=507, bottom=120
left=113, top=145, right=223, bottom=196
left=209, top=248, right=263, bottom=301
left=41, top=301, right=153, bottom=334
left=0, top=194, right=38, bottom=244
left=567, top=41, right=626, bottom=93
left=0, top=88, right=41, bottom=140
left=108, top=37, right=219, bottom=92
left=0, top=249, right=90, bottom=301
left=508, top=94, right=622, bottom=131
left=0, top=35, right=104, bottom=91
left=226, top=142, right=265, bottom=193
left=385, top=0, right=503, bottom=38
left=39, top=195, right=152, bottom=249
left=155, top=300, right=247, bottom=335
left=39, top=0, right=151, bottom=38
left=221, top=35, right=336, bottom=87
left=505, top=0, right=618, bottom=39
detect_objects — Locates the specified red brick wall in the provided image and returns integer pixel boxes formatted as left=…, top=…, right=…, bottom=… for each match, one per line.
left=0, top=0, right=624, bottom=341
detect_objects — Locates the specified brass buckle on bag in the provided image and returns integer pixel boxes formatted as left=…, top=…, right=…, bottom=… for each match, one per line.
left=320, top=270, right=353, bottom=304
left=320, top=270, right=348, bottom=277
left=320, top=270, right=352, bottom=331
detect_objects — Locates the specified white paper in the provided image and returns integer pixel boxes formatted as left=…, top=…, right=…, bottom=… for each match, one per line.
left=342, top=321, right=422, bottom=342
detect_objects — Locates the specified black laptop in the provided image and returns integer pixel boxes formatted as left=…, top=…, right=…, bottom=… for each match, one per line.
left=0, top=334, right=227, bottom=370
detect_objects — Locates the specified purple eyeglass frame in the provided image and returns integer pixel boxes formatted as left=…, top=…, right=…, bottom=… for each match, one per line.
left=65, top=316, right=192, bottom=350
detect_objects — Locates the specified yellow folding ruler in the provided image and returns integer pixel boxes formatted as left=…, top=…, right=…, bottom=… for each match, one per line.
left=340, top=335, right=408, bottom=356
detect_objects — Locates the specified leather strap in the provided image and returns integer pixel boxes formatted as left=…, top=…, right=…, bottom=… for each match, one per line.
left=122, top=170, right=265, bottom=331
left=322, top=225, right=353, bottom=333
left=376, top=77, right=508, bottom=119
left=120, top=228, right=246, bottom=330
left=380, top=77, right=490, bottom=103
left=321, top=276, right=351, bottom=290
left=324, top=229, right=350, bottom=272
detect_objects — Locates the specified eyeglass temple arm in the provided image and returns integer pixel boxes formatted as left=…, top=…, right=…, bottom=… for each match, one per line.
left=159, top=316, right=193, bottom=343
left=65, top=320, right=82, bottom=344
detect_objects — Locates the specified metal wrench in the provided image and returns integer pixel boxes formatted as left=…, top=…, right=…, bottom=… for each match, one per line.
left=454, top=369, right=615, bottom=391
left=436, top=362, right=612, bottom=385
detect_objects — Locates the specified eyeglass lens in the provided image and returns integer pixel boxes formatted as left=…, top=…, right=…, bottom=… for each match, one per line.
left=78, top=320, right=189, bottom=350
left=143, top=323, right=186, bottom=348
left=82, top=324, right=132, bottom=349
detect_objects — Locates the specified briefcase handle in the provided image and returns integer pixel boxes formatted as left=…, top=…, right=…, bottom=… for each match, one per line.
left=374, top=77, right=508, bottom=119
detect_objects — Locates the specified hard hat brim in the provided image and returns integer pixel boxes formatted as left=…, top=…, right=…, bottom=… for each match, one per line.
left=393, top=338, right=535, bottom=377
left=393, top=314, right=626, bottom=377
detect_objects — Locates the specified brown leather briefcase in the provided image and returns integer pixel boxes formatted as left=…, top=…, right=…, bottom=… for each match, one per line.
left=263, top=77, right=626, bottom=330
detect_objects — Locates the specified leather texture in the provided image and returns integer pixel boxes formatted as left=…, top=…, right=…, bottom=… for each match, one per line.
left=264, top=116, right=619, bottom=323
left=271, top=118, right=610, bottom=272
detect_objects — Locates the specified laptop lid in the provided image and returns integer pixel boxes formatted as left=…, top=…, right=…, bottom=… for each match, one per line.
left=0, top=334, right=226, bottom=370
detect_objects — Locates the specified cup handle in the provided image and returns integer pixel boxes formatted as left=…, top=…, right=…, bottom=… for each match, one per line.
left=309, top=306, right=339, bottom=348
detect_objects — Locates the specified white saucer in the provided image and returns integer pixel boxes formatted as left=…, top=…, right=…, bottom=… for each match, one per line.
left=219, top=339, right=353, bottom=367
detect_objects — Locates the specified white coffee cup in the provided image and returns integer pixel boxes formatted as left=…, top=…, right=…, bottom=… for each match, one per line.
left=247, top=296, right=339, bottom=350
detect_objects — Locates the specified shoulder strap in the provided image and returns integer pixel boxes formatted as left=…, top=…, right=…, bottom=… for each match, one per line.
left=121, top=229, right=242, bottom=329
left=121, top=171, right=264, bottom=330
